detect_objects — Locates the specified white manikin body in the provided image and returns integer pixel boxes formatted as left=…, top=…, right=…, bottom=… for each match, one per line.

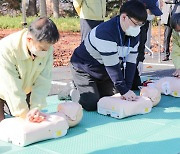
left=98, top=87, right=161, bottom=119
left=0, top=101, right=83, bottom=146
left=0, top=113, right=68, bottom=147
left=148, top=77, right=180, bottom=97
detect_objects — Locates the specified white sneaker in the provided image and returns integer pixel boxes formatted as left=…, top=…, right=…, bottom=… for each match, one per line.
left=70, top=89, right=80, bottom=103
left=58, top=85, right=71, bottom=100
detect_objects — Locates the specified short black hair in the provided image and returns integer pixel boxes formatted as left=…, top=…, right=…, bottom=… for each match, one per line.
left=120, top=1, right=147, bottom=23
left=170, top=13, right=180, bottom=29
left=28, top=17, right=59, bottom=44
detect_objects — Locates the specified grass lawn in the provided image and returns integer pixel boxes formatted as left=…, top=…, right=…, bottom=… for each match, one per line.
left=0, top=15, right=80, bottom=32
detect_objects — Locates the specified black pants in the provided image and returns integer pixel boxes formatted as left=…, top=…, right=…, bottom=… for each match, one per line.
left=0, top=93, right=31, bottom=121
left=131, top=67, right=142, bottom=90
left=70, top=64, right=117, bottom=111
left=163, top=24, right=172, bottom=58
left=80, top=18, right=104, bottom=42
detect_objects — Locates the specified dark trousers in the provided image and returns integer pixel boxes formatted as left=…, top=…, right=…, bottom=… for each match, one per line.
left=163, top=24, right=172, bottom=58
left=70, top=64, right=117, bottom=111
left=80, top=18, right=104, bottom=42
left=0, top=93, right=31, bottom=121
left=131, top=67, right=142, bottom=90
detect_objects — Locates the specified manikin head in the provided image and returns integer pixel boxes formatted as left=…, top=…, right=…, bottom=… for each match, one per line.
left=57, top=102, right=83, bottom=127
left=140, top=86, right=161, bottom=106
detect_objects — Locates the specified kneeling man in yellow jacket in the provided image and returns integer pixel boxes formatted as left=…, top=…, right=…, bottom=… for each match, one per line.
left=0, top=17, right=59, bottom=122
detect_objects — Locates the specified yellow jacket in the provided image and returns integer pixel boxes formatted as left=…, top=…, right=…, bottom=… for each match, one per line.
left=0, top=29, right=53, bottom=117
left=73, top=0, right=106, bottom=20
left=171, top=31, right=180, bottom=69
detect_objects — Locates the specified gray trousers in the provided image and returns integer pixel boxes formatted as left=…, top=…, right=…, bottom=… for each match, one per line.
left=70, top=64, right=117, bottom=111
left=80, top=18, right=104, bottom=42
left=0, top=93, right=31, bottom=121
left=163, top=24, right=172, bottom=57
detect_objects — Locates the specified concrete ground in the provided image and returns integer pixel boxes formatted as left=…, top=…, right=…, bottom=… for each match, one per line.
left=49, top=51, right=175, bottom=96
left=143, top=52, right=175, bottom=77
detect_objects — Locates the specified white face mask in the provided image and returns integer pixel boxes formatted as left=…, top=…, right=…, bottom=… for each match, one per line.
left=147, top=14, right=155, bottom=21
left=125, top=25, right=141, bottom=37
left=30, top=46, right=47, bottom=57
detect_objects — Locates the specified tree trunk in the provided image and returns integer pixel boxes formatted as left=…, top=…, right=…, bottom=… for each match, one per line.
left=40, top=0, right=47, bottom=17
left=52, top=0, right=59, bottom=18
left=26, top=0, right=38, bottom=17
left=21, top=0, right=27, bottom=27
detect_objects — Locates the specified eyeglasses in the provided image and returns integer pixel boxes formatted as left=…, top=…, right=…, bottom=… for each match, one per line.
left=127, top=15, right=145, bottom=27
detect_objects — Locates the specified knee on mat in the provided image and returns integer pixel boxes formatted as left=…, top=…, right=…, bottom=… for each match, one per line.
left=79, top=94, right=99, bottom=111
left=81, top=104, right=97, bottom=111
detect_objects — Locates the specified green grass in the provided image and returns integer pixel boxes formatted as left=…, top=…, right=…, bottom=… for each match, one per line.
left=53, top=17, right=80, bottom=32
left=0, top=15, right=80, bottom=32
left=0, top=15, right=159, bottom=31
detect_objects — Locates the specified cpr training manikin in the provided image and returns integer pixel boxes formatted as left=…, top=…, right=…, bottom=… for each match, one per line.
left=0, top=102, right=83, bottom=146
left=98, top=76, right=180, bottom=119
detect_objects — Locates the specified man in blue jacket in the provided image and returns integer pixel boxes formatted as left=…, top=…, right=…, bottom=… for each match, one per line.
left=70, top=1, right=147, bottom=111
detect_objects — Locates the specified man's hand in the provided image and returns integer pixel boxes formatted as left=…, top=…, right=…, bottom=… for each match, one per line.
left=137, top=62, right=143, bottom=75
left=26, top=108, right=46, bottom=123
left=172, top=69, right=180, bottom=78
left=121, top=90, right=137, bottom=101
